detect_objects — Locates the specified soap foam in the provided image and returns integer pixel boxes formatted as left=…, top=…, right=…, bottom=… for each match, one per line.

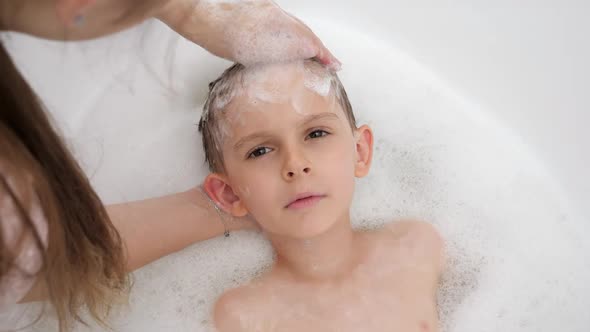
left=199, top=0, right=317, bottom=66
left=2, top=16, right=589, bottom=332
left=225, top=61, right=333, bottom=105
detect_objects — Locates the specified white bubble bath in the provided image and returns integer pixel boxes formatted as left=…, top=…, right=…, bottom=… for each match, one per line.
left=2, top=11, right=589, bottom=332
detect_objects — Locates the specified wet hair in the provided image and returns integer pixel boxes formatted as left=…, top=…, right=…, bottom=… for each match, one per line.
left=198, top=59, right=356, bottom=173
left=0, top=41, right=128, bottom=331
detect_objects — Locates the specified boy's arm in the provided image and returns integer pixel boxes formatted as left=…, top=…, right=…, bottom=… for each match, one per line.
left=108, top=187, right=253, bottom=272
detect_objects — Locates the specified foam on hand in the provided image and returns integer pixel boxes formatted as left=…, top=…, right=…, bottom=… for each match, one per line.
left=199, top=0, right=317, bottom=66
left=2, top=15, right=589, bottom=332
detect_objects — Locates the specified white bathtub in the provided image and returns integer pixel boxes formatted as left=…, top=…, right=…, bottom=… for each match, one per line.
left=2, top=1, right=589, bottom=331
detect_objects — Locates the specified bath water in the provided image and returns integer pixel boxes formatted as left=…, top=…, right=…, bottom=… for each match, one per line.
left=2, top=17, right=589, bottom=332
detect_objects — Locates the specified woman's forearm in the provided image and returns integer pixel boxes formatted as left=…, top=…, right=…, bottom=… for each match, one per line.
left=107, top=187, right=246, bottom=272
left=20, top=188, right=245, bottom=303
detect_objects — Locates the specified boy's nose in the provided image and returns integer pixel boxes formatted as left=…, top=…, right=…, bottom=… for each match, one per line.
left=282, top=150, right=311, bottom=181
left=284, top=166, right=311, bottom=179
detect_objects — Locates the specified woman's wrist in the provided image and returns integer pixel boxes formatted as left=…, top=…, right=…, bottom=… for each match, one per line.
left=156, top=0, right=210, bottom=43
left=189, top=186, right=257, bottom=235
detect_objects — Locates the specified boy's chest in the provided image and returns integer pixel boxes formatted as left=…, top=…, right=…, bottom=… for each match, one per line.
left=256, top=264, right=438, bottom=332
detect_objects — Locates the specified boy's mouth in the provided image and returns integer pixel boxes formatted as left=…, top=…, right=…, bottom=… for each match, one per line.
left=285, top=193, right=326, bottom=210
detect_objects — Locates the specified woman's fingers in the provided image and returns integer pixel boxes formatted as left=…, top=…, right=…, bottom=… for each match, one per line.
left=311, top=38, right=342, bottom=71
left=287, top=13, right=341, bottom=71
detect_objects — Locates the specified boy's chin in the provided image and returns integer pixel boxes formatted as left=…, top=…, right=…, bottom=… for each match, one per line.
left=277, top=219, right=341, bottom=240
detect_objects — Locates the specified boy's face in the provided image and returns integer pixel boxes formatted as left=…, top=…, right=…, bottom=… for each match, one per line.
left=205, top=63, right=373, bottom=239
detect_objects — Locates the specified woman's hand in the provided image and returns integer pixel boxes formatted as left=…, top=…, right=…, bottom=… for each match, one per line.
left=157, top=0, right=341, bottom=70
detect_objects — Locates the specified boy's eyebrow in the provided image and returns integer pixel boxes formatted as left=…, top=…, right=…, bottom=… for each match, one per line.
left=299, top=112, right=340, bottom=127
left=233, top=132, right=274, bottom=151
left=233, top=112, right=340, bottom=151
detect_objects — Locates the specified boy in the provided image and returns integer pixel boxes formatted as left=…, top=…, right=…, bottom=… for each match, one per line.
left=199, top=60, right=444, bottom=332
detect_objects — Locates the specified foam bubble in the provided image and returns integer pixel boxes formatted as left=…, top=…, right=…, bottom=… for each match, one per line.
left=303, top=64, right=333, bottom=97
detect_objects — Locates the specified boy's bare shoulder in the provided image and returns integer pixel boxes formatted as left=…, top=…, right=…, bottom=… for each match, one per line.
left=379, top=220, right=445, bottom=271
left=214, top=285, right=253, bottom=331
left=383, top=220, right=443, bottom=245
left=213, top=280, right=273, bottom=332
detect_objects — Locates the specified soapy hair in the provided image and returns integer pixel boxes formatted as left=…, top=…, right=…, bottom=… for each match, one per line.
left=199, top=59, right=356, bottom=173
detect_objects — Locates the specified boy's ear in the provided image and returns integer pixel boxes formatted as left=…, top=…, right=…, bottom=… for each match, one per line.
left=354, top=125, right=374, bottom=178
left=203, top=174, right=249, bottom=217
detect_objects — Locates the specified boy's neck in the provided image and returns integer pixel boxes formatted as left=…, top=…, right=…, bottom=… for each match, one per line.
left=268, top=214, right=360, bottom=283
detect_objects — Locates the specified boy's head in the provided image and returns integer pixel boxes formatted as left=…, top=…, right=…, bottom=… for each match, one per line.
left=200, top=60, right=373, bottom=239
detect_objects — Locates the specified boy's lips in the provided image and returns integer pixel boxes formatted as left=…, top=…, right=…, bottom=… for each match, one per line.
left=285, top=193, right=326, bottom=209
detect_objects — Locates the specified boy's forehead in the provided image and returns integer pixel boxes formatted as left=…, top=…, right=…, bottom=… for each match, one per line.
left=222, top=62, right=338, bottom=126
left=227, top=90, right=338, bottom=125
left=241, top=61, right=329, bottom=84
left=242, top=62, right=305, bottom=87
left=237, top=61, right=332, bottom=103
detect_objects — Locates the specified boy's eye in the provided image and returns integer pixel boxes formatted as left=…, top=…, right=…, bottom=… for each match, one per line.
left=248, top=147, right=272, bottom=159
left=307, top=129, right=329, bottom=139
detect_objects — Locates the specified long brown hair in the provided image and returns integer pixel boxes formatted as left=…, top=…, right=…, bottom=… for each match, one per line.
left=0, top=40, right=128, bottom=331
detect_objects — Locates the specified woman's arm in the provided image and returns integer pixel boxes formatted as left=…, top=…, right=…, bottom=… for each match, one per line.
left=19, top=187, right=252, bottom=303
left=1, top=0, right=339, bottom=69
left=107, top=186, right=253, bottom=272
